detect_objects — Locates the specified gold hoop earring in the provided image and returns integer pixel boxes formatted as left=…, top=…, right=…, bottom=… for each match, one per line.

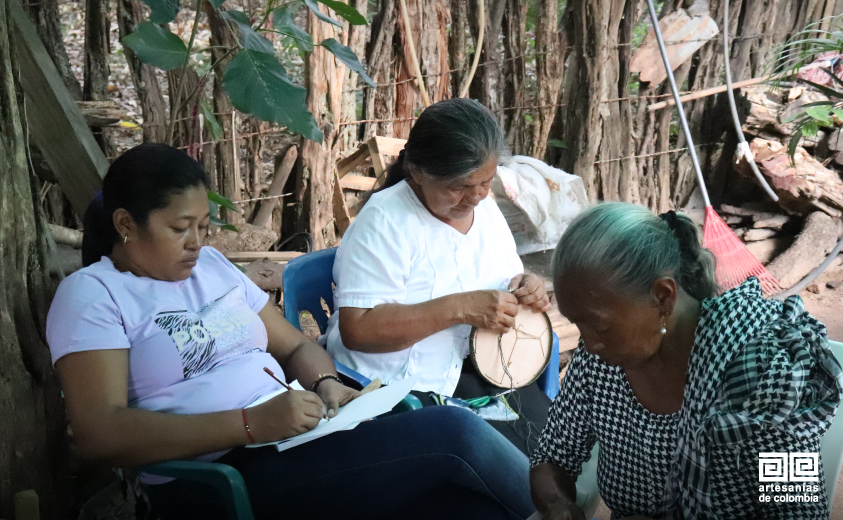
left=123, top=234, right=128, bottom=244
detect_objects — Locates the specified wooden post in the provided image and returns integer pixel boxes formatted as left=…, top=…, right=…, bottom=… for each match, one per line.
left=14, top=491, right=39, bottom=520
left=10, top=0, right=105, bottom=216
left=253, top=146, right=297, bottom=228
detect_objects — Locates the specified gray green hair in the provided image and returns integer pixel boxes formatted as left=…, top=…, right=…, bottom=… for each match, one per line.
left=552, top=202, right=717, bottom=301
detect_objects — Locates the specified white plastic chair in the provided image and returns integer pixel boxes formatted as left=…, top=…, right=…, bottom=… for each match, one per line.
left=823, top=340, right=843, bottom=505
left=545, top=341, right=843, bottom=519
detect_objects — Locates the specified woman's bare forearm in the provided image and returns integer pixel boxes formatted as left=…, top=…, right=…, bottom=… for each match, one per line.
left=339, top=294, right=465, bottom=353
left=72, top=406, right=248, bottom=467
left=530, top=463, right=579, bottom=514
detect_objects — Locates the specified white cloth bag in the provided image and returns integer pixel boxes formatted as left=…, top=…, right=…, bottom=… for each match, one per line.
left=493, top=156, right=588, bottom=255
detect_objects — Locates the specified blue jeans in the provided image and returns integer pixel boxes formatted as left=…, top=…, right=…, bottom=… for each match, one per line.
left=145, top=406, right=535, bottom=520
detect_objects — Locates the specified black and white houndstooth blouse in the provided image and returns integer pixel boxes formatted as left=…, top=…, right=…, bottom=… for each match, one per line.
left=531, top=278, right=843, bottom=520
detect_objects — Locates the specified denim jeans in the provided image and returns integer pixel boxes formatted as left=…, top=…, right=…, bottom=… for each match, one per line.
left=145, top=406, right=535, bottom=520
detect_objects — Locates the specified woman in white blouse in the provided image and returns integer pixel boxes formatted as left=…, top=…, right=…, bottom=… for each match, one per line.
left=325, top=99, right=552, bottom=454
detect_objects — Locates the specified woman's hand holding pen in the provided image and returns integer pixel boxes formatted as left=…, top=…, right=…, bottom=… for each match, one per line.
left=246, top=391, right=325, bottom=443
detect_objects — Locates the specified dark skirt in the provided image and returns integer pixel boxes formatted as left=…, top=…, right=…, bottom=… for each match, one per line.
left=411, top=361, right=551, bottom=457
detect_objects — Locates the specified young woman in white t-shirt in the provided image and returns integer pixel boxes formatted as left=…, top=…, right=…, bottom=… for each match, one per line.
left=326, top=99, right=553, bottom=455
left=46, top=143, right=535, bottom=520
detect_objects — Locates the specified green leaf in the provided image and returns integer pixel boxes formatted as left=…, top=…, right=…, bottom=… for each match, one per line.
left=832, top=109, right=843, bottom=121
left=303, top=0, right=341, bottom=26
left=210, top=214, right=239, bottom=232
left=222, top=50, right=322, bottom=142
left=208, top=0, right=225, bottom=8
left=208, top=190, right=238, bottom=212
left=141, top=0, right=178, bottom=24
left=798, top=79, right=843, bottom=101
left=803, top=120, right=820, bottom=137
left=806, top=106, right=833, bottom=123
left=788, top=128, right=803, bottom=163
left=547, top=139, right=567, bottom=149
left=222, top=10, right=275, bottom=55
left=272, top=6, right=314, bottom=52
left=320, top=38, right=375, bottom=87
left=122, top=22, right=187, bottom=70
left=318, top=0, right=367, bottom=25
left=200, top=100, right=222, bottom=141
left=222, top=9, right=250, bottom=24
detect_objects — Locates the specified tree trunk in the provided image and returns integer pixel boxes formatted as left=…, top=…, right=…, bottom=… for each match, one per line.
left=297, top=2, right=345, bottom=250
left=0, top=0, right=70, bottom=516
left=339, top=0, right=367, bottom=149
left=117, top=0, right=167, bottom=143
left=394, top=0, right=450, bottom=137
left=502, top=0, right=528, bottom=154
left=362, top=0, right=397, bottom=140
left=468, top=0, right=506, bottom=113
left=83, top=0, right=109, bottom=101
left=24, top=0, right=82, bottom=100
left=206, top=4, right=242, bottom=223
left=559, top=0, right=637, bottom=201
left=83, top=0, right=111, bottom=155
left=448, top=0, right=467, bottom=96
left=531, top=0, right=566, bottom=161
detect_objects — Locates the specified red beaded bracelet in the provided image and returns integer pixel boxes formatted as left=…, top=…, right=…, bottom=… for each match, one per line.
left=242, top=408, right=255, bottom=444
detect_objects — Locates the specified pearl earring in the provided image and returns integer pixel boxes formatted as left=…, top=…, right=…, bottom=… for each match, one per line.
left=124, top=234, right=128, bottom=243
left=660, top=316, right=667, bottom=335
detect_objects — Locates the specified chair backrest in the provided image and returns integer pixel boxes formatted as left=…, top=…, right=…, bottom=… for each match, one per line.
left=822, top=340, right=843, bottom=504
left=282, top=248, right=337, bottom=333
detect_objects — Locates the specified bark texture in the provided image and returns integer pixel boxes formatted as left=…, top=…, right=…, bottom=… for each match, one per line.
left=0, top=0, right=70, bottom=516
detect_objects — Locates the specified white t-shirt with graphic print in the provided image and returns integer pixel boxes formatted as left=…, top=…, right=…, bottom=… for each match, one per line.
left=46, top=246, right=280, bottom=417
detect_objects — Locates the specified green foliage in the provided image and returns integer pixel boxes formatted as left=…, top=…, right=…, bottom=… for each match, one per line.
left=127, top=0, right=367, bottom=146
left=127, top=0, right=369, bottom=231
left=223, top=49, right=322, bottom=142
left=208, top=194, right=239, bottom=232
left=122, top=22, right=187, bottom=70
left=320, top=38, right=375, bottom=87
left=773, top=15, right=843, bottom=158
left=317, top=0, right=367, bottom=25
left=547, top=139, right=567, bottom=149
left=222, top=10, right=275, bottom=54
left=141, top=0, right=179, bottom=24
left=303, top=0, right=341, bottom=26
left=200, top=100, right=222, bottom=141
left=272, top=6, right=314, bottom=51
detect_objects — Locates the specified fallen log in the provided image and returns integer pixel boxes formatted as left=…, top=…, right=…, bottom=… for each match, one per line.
left=745, top=237, right=794, bottom=265
left=243, top=258, right=284, bottom=291
left=224, top=251, right=303, bottom=263
left=767, top=212, right=839, bottom=288
left=252, top=146, right=297, bottom=228
left=743, top=228, right=778, bottom=242
left=739, top=139, right=843, bottom=217
left=48, top=224, right=82, bottom=248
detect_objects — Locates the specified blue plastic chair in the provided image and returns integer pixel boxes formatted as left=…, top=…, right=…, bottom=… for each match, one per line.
left=282, top=247, right=561, bottom=401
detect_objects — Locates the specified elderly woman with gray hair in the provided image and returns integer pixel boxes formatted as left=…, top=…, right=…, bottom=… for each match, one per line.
left=530, top=203, right=843, bottom=520
left=324, top=98, right=552, bottom=455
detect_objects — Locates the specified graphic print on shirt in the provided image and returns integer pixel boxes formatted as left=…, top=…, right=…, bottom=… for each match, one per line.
left=154, top=286, right=263, bottom=379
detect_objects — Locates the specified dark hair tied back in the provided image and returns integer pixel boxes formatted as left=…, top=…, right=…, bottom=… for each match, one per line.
left=379, top=98, right=508, bottom=191
left=82, top=143, right=210, bottom=267
left=659, top=210, right=718, bottom=300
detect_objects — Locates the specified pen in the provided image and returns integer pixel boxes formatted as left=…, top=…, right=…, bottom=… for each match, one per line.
left=263, top=367, right=293, bottom=391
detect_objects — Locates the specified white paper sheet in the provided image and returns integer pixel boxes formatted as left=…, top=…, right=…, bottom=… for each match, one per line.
left=246, top=375, right=418, bottom=452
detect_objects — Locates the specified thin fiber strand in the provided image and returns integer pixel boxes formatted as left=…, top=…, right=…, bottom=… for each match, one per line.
left=702, top=206, right=782, bottom=295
